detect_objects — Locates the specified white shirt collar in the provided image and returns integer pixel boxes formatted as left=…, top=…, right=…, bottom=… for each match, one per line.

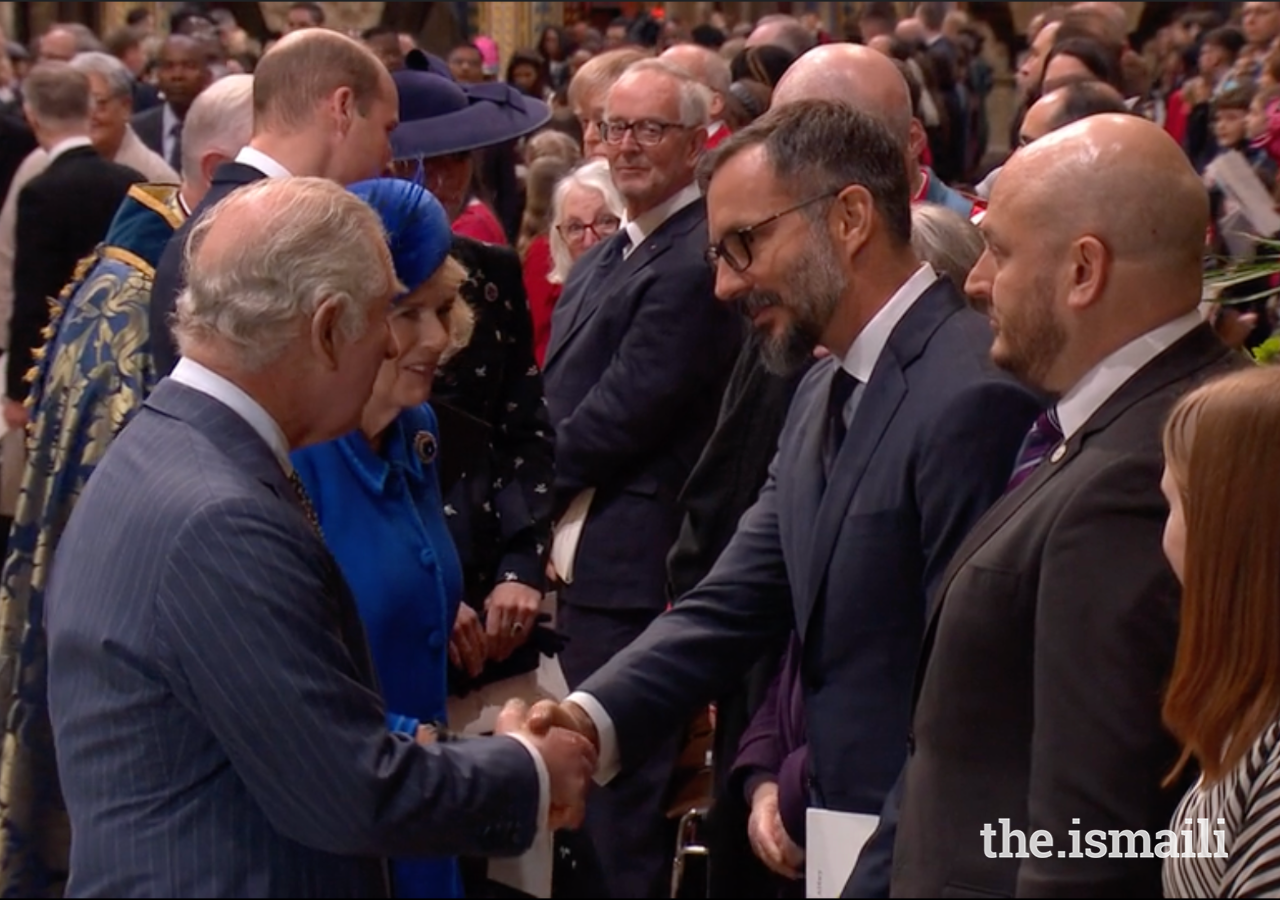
left=840, top=263, right=939, bottom=383
left=47, top=135, right=93, bottom=164
left=169, top=357, right=293, bottom=474
left=163, top=103, right=180, bottom=132
left=1055, top=310, right=1203, bottom=440
left=623, top=181, right=701, bottom=255
left=707, top=121, right=726, bottom=139
left=234, top=146, right=293, bottom=179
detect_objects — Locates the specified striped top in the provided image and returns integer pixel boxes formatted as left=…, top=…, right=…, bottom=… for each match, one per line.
left=1164, top=721, right=1280, bottom=898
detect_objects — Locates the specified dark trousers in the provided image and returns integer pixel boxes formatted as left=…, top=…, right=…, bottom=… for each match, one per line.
left=559, top=602, right=682, bottom=899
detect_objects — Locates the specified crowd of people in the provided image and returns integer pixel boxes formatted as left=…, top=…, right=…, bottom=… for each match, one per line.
left=4, top=2, right=1280, bottom=900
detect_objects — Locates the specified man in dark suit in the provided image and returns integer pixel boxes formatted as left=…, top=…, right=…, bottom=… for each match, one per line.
left=8, top=62, right=142, bottom=426
left=130, top=34, right=211, bottom=172
left=866, top=115, right=1242, bottom=898
left=45, top=176, right=596, bottom=898
left=542, top=59, right=744, bottom=897
left=150, top=29, right=399, bottom=376
left=531, top=99, right=1039, bottom=893
left=0, top=112, right=36, bottom=202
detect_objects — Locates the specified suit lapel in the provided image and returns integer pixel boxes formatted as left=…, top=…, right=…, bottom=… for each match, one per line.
left=798, top=280, right=962, bottom=636
left=544, top=200, right=706, bottom=369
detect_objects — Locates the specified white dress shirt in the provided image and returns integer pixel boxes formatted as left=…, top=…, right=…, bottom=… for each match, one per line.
left=234, top=146, right=293, bottom=179
left=168, top=357, right=552, bottom=823
left=622, top=181, right=701, bottom=259
left=168, top=357, right=293, bottom=473
left=1054, top=310, right=1203, bottom=441
left=570, top=263, right=941, bottom=784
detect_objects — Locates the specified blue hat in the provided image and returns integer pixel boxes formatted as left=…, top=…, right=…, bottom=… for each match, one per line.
left=389, top=70, right=552, bottom=161
left=348, top=178, right=452, bottom=301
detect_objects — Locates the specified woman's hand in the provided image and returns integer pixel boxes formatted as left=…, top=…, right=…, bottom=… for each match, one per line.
left=449, top=604, right=488, bottom=678
left=748, top=781, right=805, bottom=880
left=484, top=582, right=542, bottom=661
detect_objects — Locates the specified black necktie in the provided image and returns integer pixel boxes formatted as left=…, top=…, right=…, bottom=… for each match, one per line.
left=823, top=368, right=859, bottom=477
left=168, top=121, right=183, bottom=173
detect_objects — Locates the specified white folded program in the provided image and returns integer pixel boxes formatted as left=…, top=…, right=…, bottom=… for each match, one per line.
left=550, top=488, right=595, bottom=585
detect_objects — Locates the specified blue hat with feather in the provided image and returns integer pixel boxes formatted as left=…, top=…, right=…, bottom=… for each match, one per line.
left=347, top=178, right=452, bottom=302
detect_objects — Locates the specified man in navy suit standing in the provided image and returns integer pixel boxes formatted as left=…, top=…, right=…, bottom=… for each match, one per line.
left=531, top=99, right=1040, bottom=892
left=45, top=177, right=597, bottom=898
left=542, top=58, right=744, bottom=897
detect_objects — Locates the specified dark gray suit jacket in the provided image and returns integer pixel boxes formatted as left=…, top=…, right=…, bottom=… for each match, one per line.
left=130, top=104, right=165, bottom=159
left=47, top=380, right=540, bottom=898
left=887, top=324, right=1241, bottom=899
left=543, top=198, right=743, bottom=612
left=579, top=277, right=1039, bottom=816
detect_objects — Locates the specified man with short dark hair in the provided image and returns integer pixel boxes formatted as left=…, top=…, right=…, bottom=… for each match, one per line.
left=287, top=1, right=326, bottom=33
left=530, top=96, right=1037, bottom=900
left=131, top=34, right=213, bottom=170
left=1018, top=78, right=1130, bottom=145
left=447, top=41, right=484, bottom=83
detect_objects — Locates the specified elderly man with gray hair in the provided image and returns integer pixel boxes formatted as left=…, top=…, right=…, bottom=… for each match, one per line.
left=45, top=176, right=596, bottom=898
left=661, top=42, right=735, bottom=147
left=0, top=74, right=256, bottom=897
left=543, top=55, right=745, bottom=899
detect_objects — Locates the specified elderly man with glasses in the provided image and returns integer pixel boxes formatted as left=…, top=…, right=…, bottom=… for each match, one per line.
left=541, top=57, right=745, bottom=899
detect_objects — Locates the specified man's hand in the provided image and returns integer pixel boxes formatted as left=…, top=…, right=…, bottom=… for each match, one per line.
left=1211, top=305, right=1259, bottom=351
left=527, top=699, right=600, bottom=752
left=748, top=780, right=804, bottom=880
left=484, top=582, right=542, bottom=662
left=497, top=699, right=597, bottom=830
left=415, top=724, right=438, bottom=746
left=2, top=398, right=27, bottom=431
left=449, top=603, right=487, bottom=678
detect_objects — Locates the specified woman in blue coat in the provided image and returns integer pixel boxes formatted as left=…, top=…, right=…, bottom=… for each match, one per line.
left=291, top=178, right=479, bottom=899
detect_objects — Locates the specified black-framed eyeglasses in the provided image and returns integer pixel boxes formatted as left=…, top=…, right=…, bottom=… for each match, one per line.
left=705, top=189, right=843, bottom=274
left=600, top=118, right=689, bottom=146
left=557, top=214, right=622, bottom=245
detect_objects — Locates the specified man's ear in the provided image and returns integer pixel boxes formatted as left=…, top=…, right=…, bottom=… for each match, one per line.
left=310, top=297, right=344, bottom=370
left=832, top=184, right=876, bottom=258
left=1064, top=235, right=1109, bottom=312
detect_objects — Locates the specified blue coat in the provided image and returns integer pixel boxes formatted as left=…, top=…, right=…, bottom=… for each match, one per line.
left=292, top=403, right=465, bottom=900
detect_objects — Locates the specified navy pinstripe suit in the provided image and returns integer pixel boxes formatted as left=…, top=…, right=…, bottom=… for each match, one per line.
left=46, top=380, right=540, bottom=898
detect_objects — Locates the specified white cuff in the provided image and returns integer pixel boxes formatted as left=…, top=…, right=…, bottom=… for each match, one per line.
left=566, top=690, right=620, bottom=784
left=506, top=732, right=551, bottom=832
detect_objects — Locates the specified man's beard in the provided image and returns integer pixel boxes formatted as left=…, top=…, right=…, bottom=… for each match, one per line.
left=742, top=233, right=847, bottom=376
left=990, top=270, right=1066, bottom=390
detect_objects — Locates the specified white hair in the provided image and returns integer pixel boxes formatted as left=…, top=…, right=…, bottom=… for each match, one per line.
left=70, top=51, right=133, bottom=100
left=910, top=203, right=984, bottom=288
left=179, top=74, right=254, bottom=184
left=175, top=177, right=397, bottom=370
left=614, top=58, right=712, bottom=127
left=549, top=159, right=627, bottom=284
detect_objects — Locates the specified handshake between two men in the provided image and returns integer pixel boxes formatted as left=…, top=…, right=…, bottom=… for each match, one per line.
left=496, top=699, right=602, bottom=831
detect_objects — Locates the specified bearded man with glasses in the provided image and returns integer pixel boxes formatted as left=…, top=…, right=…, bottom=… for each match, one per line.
left=527, top=99, right=1041, bottom=896
left=541, top=58, right=745, bottom=899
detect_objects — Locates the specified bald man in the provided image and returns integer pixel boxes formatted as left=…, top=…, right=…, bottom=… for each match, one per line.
left=745, top=14, right=816, bottom=56
left=773, top=43, right=982, bottom=219
left=859, top=115, right=1244, bottom=898
left=661, top=42, right=733, bottom=147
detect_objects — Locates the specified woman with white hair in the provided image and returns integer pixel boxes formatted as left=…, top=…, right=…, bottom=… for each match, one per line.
left=526, top=159, right=625, bottom=366
left=910, top=202, right=985, bottom=300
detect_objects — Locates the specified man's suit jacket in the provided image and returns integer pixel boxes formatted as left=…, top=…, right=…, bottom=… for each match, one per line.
left=46, top=379, right=539, bottom=897
left=150, top=161, right=266, bottom=375
left=0, top=114, right=36, bottom=203
left=130, top=104, right=166, bottom=159
left=578, top=277, right=1039, bottom=815
left=542, top=198, right=744, bottom=612
left=888, top=324, right=1241, bottom=899
left=8, top=146, right=142, bottom=402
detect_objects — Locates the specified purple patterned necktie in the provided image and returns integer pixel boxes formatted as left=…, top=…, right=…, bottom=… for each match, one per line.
left=1006, top=409, right=1063, bottom=492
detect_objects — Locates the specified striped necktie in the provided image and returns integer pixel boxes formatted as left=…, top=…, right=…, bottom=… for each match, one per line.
left=1006, top=409, right=1063, bottom=492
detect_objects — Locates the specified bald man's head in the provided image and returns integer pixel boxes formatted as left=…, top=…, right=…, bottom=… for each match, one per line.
left=661, top=43, right=731, bottom=117
left=773, top=43, right=913, bottom=142
left=1018, top=80, right=1129, bottom=145
left=1001, top=114, right=1206, bottom=269
left=973, top=114, right=1207, bottom=393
